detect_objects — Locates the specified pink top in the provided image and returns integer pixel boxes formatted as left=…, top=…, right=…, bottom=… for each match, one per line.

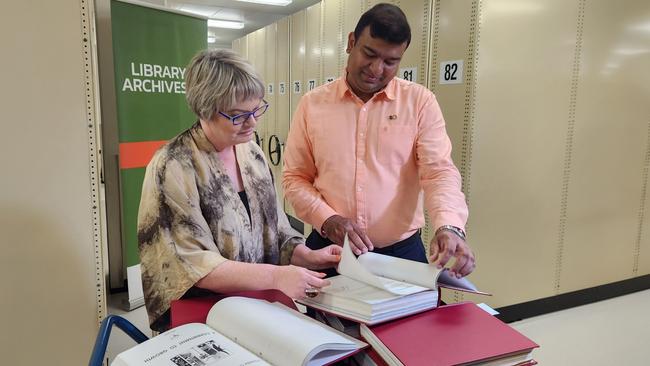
left=282, top=76, right=467, bottom=247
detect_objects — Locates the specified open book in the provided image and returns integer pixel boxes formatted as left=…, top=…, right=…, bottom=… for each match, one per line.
left=112, top=297, right=366, bottom=366
left=299, top=235, right=488, bottom=325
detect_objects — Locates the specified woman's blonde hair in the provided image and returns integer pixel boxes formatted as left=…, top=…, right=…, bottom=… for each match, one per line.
left=185, top=49, right=264, bottom=121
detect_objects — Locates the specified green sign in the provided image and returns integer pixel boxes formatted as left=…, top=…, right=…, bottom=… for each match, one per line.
left=111, top=0, right=206, bottom=267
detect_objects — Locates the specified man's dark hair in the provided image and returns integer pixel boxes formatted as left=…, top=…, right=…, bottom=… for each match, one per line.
left=353, top=3, right=411, bottom=47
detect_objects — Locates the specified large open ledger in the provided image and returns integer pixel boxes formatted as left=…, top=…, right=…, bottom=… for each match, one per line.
left=299, top=235, right=488, bottom=324
left=112, top=297, right=366, bottom=366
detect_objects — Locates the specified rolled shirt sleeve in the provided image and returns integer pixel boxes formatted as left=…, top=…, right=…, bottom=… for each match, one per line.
left=416, top=94, right=468, bottom=232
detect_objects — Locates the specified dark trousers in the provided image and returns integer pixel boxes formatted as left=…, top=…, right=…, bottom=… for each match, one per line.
left=306, top=230, right=428, bottom=278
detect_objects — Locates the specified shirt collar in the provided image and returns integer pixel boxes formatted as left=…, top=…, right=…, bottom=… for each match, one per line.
left=337, top=71, right=397, bottom=102
left=382, top=78, right=397, bottom=101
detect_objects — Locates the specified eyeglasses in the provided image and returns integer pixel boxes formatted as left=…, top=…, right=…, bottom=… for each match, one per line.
left=218, top=100, right=269, bottom=126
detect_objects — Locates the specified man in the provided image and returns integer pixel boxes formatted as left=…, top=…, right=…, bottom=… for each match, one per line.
left=282, top=3, right=475, bottom=279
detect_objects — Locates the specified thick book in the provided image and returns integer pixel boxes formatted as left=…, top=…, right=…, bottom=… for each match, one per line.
left=299, top=235, right=488, bottom=325
left=112, top=297, right=366, bottom=366
left=359, top=302, right=539, bottom=366
left=315, top=310, right=361, bottom=338
left=170, top=290, right=297, bottom=328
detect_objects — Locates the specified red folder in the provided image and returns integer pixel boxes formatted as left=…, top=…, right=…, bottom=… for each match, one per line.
left=170, top=289, right=297, bottom=328
left=361, top=302, right=539, bottom=366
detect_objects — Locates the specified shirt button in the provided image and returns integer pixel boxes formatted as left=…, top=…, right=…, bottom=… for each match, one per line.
left=360, top=132, right=364, bottom=137
left=362, top=107, right=367, bottom=111
left=358, top=215, right=363, bottom=221
left=357, top=187, right=362, bottom=192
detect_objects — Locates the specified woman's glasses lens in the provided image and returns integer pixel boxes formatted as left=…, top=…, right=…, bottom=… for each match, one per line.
left=228, top=101, right=268, bottom=125
left=253, top=104, right=268, bottom=118
left=233, top=115, right=250, bottom=125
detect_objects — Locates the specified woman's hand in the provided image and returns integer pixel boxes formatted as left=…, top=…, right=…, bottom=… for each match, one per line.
left=290, top=244, right=342, bottom=270
left=272, top=265, right=331, bottom=299
left=307, top=245, right=342, bottom=269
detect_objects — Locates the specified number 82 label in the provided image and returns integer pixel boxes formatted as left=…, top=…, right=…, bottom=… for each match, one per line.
left=439, top=60, right=464, bottom=85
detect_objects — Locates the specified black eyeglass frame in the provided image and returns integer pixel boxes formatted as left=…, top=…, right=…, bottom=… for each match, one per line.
left=218, top=99, right=269, bottom=126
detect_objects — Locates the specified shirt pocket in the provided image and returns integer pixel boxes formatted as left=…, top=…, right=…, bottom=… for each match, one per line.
left=377, top=124, right=415, bottom=166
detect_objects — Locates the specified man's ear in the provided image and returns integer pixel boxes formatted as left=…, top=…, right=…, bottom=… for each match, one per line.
left=346, top=32, right=355, bottom=53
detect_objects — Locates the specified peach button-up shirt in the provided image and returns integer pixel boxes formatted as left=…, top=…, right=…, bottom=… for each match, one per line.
left=282, top=76, right=467, bottom=247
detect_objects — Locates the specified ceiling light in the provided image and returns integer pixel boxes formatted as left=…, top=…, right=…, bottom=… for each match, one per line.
left=207, top=32, right=217, bottom=43
left=208, top=19, right=245, bottom=29
left=177, top=5, right=219, bottom=18
left=236, top=0, right=292, bottom=6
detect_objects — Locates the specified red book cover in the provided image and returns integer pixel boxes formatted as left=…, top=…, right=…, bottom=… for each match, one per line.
left=170, top=289, right=296, bottom=328
left=361, top=302, right=539, bottom=366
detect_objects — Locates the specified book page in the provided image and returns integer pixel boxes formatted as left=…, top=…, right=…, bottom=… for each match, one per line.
left=337, top=235, right=427, bottom=295
left=111, top=323, right=269, bottom=366
left=437, top=270, right=490, bottom=295
left=320, top=275, right=403, bottom=305
left=357, top=251, right=440, bottom=289
left=352, top=237, right=487, bottom=295
left=206, top=297, right=364, bottom=366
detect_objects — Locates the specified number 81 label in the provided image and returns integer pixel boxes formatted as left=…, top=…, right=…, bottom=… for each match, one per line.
left=399, top=67, right=417, bottom=83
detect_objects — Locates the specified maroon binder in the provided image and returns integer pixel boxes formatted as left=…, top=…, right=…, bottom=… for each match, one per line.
left=361, top=302, right=539, bottom=366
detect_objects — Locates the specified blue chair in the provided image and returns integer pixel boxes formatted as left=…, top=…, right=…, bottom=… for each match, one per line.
left=88, top=315, right=149, bottom=366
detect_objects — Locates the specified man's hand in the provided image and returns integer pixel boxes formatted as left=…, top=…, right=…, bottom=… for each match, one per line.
left=430, top=230, right=475, bottom=278
left=321, top=215, right=373, bottom=255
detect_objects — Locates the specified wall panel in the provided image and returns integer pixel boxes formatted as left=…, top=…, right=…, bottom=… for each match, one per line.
left=264, top=24, right=283, bottom=198
left=321, top=0, right=343, bottom=83
left=232, top=38, right=243, bottom=56
left=276, top=17, right=291, bottom=210
left=562, top=0, right=650, bottom=291
left=0, top=0, right=105, bottom=363
left=397, top=0, right=432, bottom=86
left=238, top=35, right=249, bottom=59
left=248, top=29, right=268, bottom=154
left=462, top=0, right=579, bottom=307
left=305, top=3, right=322, bottom=94
left=302, top=4, right=322, bottom=235
left=341, top=0, right=364, bottom=70
left=429, top=0, right=473, bottom=169
left=286, top=10, right=306, bottom=223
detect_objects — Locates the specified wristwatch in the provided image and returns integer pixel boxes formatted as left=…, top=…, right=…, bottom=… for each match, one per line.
left=435, top=225, right=466, bottom=241
left=320, top=226, right=328, bottom=238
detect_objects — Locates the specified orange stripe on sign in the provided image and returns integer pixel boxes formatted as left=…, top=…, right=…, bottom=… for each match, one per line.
left=119, top=140, right=167, bottom=169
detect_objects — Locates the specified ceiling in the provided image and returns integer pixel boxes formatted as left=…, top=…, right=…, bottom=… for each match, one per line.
left=139, top=0, right=321, bottom=48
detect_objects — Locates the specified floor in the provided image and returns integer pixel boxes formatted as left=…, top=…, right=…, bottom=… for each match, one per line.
left=509, top=289, right=650, bottom=365
left=104, top=289, right=650, bottom=365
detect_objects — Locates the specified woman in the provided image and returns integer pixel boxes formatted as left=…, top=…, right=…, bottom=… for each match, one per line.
left=137, top=49, right=341, bottom=331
